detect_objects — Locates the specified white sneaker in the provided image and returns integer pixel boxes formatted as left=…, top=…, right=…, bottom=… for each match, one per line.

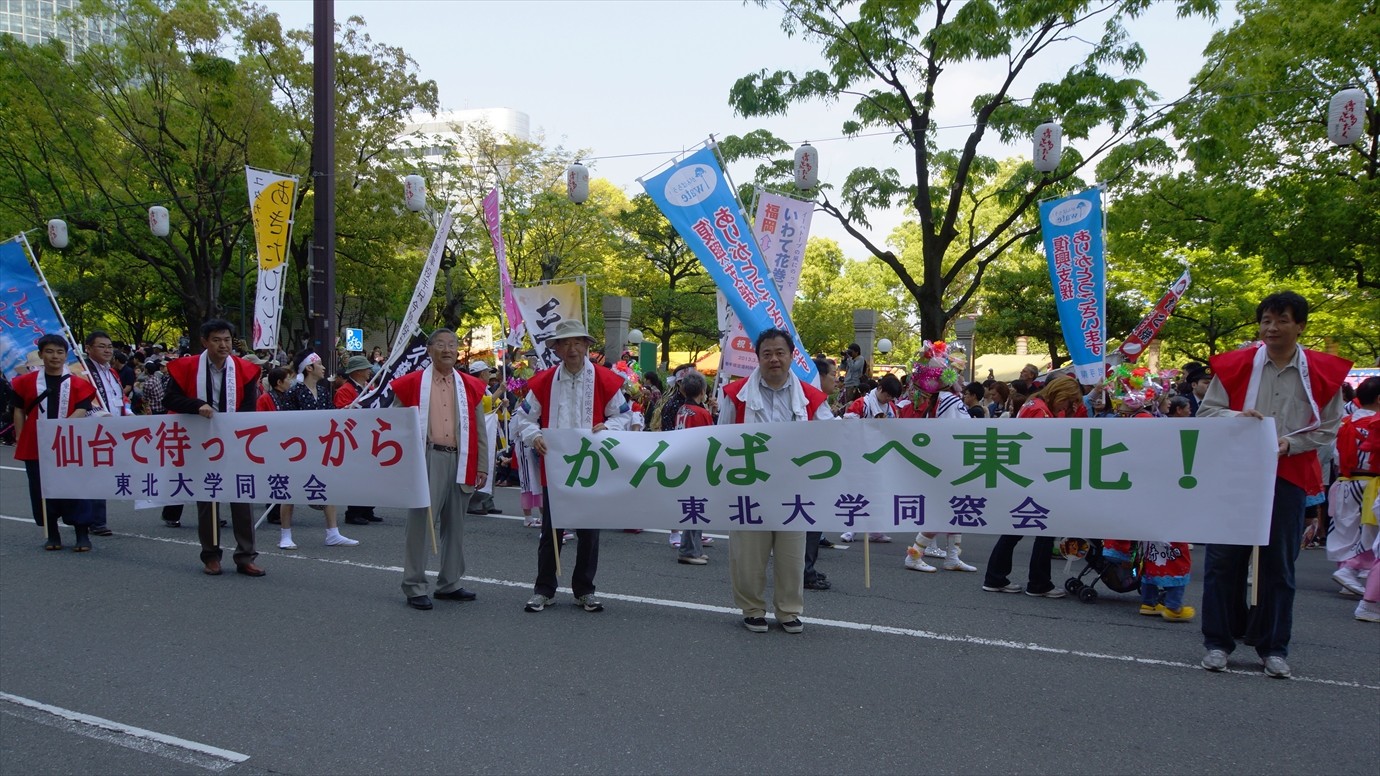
left=904, top=546, right=937, bottom=572
left=669, top=531, right=681, bottom=547
left=326, top=532, right=359, bottom=547
left=1025, top=587, right=1067, bottom=598
left=1356, top=600, right=1380, bottom=622
left=943, top=546, right=976, bottom=572
left=923, top=544, right=947, bottom=559
left=840, top=532, right=856, bottom=543
left=701, top=536, right=714, bottom=546
left=1333, top=568, right=1366, bottom=596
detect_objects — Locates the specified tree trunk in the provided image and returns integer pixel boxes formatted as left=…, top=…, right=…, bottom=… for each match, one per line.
left=1047, top=339, right=1066, bottom=369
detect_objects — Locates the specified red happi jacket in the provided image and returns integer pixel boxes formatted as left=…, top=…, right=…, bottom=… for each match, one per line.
left=165, top=354, right=261, bottom=412
left=390, top=368, right=488, bottom=486
left=524, top=363, right=628, bottom=486
left=723, top=377, right=828, bottom=425
left=1209, top=346, right=1352, bottom=495
left=11, top=370, right=97, bottom=461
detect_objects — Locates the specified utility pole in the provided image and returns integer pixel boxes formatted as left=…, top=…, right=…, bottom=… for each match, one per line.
left=311, top=0, right=336, bottom=373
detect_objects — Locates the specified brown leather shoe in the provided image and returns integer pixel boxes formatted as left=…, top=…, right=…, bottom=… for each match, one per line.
left=203, top=559, right=222, bottom=575
left=236, top=562, right=266, bottom=577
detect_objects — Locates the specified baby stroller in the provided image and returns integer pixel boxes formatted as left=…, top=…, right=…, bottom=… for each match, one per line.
left=1060, top=538, right=1140, bottom=603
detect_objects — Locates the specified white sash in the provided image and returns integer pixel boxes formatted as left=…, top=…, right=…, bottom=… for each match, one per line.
left=195, top=352, right=238, bottom=412
left=862, top=388, right=895, bottom=419
left=35, top=367, right=74, bottom=419
left=739, top=367, right=809, bottom=423
left=417, top=364, right=471, bottom=484
left=553, top=359, right=598, bottom=429
left=1243, top=343, right=1318, bottom=437
left=89, top=361, right=124, bottom=416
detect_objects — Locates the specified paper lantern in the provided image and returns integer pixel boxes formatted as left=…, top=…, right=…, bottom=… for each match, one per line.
left=1033, top=122, right=1062, bottom=173
left=47, top=219, right=68, bottom=249
left=148, top=206, right=169, bottom=238
left=794, top=143, right=818, bottom=190
left=1328, top=88, right=1368, bottom=146
left=566, top=162, right=589, bottom=204
left=403, top=174, right=426, bottom=212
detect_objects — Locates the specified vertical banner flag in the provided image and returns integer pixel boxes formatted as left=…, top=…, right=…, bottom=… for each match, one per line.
left=1118, top=269, right=1191, bottom=362
left=642, top=148, right=818, bottom=385
left=1040, top=189, right=1107, bottom=385
left=357, top=332, right=430, bottom=408
left=246, top=166, right=299, bottom=351
left=512, top=282, right=583, bottom=370
left=0, top=238, right=78, bottom=378
left=482, top=188, right=524, bottom=346
left=720, top=190, right=813, bottom=377
left=361, top=207, right=454, bottom=399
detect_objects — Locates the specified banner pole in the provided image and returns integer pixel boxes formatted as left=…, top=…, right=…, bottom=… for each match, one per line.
left=253, top=504, right=274, bottom=531
left=864, top=532, right=871, bottom=588
left=211, top=501, right=220, bottom=549
left=1249, top=545, right=1260, bottom=607
left=553, top=524, right=562, bottom=579
left=427, top=505, right=438, bottom=555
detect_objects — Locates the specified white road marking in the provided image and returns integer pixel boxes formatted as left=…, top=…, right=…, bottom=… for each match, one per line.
left=1, top=514, right=1375, bottom=691
left=0, top=691, right=249, bottom=772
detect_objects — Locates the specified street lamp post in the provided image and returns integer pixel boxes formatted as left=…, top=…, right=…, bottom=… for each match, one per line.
left=311, top=0, right=337, bottom=374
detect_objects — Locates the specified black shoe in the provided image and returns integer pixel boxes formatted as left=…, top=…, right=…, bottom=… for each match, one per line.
left=163, top=520, right=181, bottom=528
left=344, top=516, right=371, bottom=525
left=804, top=578, right=831, bottom=590
left=467, top=509, right=488, bottom=515
left=407, top=595, right=433, bottom=610
left=73, top=534, right=92, bottom=552
left=780, top=619, right=804, bottom=634
left=267, top=514, right=281, bottom=525
left=487, top=508, right=502, bottom=514
left=818, top=536, right=834, bottom=548
left=434, top=588, right=477, bottom=601
left=743, top=617, right=768, bottom=633
left=89, top=526, right=113, bottom=537
left=365, top=514, right=383, bottom=522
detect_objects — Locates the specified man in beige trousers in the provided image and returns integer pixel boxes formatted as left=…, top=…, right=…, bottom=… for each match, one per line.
left=718, top=328, right=833, bottom=634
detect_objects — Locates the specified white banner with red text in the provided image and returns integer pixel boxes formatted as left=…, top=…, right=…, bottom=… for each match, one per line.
left=543, top=418, right=1277, bottom=544
left=38, top=409, right=429, bottom=507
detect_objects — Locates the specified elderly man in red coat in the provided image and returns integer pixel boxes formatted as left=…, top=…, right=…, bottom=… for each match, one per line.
left=512, top=318, right=642, bottom=614
left=163, top=319, right=265, bottom=577
left=1197, top=292, right=1351, bottom=678
left=720, top=327, right=833, bottom=635
left=389, top=328, right=490, bottom=611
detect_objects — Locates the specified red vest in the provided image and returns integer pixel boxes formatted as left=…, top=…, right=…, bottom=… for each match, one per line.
left=723, top=376, right=828, bottom=424
left=525, top=363, right=628, bottom=485
left=166, top=354, right=261, bottom=412
left=11, top=370, right=97, bottom=460
left=844, top=394, right=897, bottom=418
left=389, top=368, right=488, bottom=485
left=1209, top=346, right=1352, bottom=494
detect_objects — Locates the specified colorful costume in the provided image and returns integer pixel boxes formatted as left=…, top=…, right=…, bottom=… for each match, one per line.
left=901, top=341, right=976, bottom=572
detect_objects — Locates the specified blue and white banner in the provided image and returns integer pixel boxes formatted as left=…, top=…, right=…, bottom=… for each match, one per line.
left=1040, top=189, right=1106, bottom=385
left=0, top=237, right=78, bottom=378
left=642, top=147, right=818, bottom=386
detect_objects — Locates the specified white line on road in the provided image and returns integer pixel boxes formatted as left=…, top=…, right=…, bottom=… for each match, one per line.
left=2, top=514, right=1376, bottom=692
left=0, top=691, right=249, bottom=772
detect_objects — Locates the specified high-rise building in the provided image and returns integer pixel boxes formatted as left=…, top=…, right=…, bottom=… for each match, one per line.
left=0, top=0, right=116, bottom=58
left=398, top=108, right=532, bottom=164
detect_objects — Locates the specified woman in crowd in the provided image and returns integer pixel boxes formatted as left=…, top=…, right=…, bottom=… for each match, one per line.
left=275, top=351, right=358, bottom=550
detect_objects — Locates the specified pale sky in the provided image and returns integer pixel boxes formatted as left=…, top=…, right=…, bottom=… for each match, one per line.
left=262, top=0, right=1234, bottom=256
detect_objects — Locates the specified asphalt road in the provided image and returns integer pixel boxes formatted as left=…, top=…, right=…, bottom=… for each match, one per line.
left=1, top=444, right=1376, bottom=775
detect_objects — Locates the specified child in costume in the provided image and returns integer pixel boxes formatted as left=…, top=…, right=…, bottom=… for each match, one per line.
left=901, top=342, right=976, bottom=572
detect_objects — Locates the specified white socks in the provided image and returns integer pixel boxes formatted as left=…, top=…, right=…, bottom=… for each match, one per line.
left=325, top=527, right=358, bottom=547
left=279, top=528, right=296, bottom=549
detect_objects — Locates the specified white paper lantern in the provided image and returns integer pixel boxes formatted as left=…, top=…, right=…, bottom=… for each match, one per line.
left=148, top=206, right=169, bottom=238
left=403, top=174, right=427, bottom=212
left=1328, top=88, right=1368, bottom=146
left=47, top=219, right=68, bottom=249
left=1033, top=122, right=1062, bottom=173
left=566, top=162, right=589, bottom=204
left=794, top=143, right=818, bottom=190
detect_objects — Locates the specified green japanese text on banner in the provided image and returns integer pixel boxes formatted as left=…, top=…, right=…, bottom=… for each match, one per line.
left=1040, top=188, right=1106, bottom=385
left=641, top=148, right=818, bottom=386
left=544, top=418, right=1277, bottom=544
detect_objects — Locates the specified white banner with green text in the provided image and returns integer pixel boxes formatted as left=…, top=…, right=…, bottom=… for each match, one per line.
left=543, top=418, right=1277, bottom=544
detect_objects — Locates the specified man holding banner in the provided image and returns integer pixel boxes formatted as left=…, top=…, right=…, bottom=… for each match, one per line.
left=1197, top=292, right=1351, bottom=678
left=720, top=328, right=833, bottom=634
left=163, top=319, right=265, bottom=577
left=513, top=319, right=642, bottom=614
left=389, top=329, right=490, bottom=611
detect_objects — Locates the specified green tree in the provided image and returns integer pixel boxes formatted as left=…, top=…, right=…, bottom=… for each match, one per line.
left=610, top=194, right=718, bottom=360
left=1122, top=0, right=1378, bottom=289
left=793, top=237, right=913, bottom=357
left=725, top=0, right=1215, bottom=340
